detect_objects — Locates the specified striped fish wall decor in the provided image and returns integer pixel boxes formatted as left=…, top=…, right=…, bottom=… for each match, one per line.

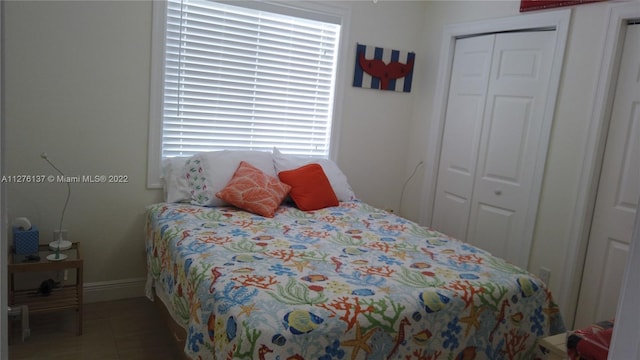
left=353, top=43, right=415, bottom=93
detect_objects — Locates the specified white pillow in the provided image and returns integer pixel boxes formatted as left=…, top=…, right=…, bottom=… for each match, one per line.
left=188, top=150, right=277, bottom=207
left=161, top=156, right=191, bottom=203
left=272, top=148, right=356, bottom=201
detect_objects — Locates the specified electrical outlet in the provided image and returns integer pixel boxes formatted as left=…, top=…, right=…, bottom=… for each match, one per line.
left=539, top=267, right=551, bottom=285
left=53, top=229, right=68, bottom=242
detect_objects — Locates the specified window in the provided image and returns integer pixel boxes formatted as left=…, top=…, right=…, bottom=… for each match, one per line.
left=148, top=0, right=347, bottom=188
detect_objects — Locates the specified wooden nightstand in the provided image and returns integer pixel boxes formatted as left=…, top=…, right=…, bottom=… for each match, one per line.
left=8, top=242, right=83, bottom=336
left=539, top=332, right=568, bottom=360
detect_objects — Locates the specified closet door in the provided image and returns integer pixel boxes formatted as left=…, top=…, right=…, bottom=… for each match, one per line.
left=574, top=23, right=640, bottom=328
left=466, top=31, right=555, bottom=268
left=432, top=31, right=555, bottom=268
left=431, top=35, right=494, bottom=241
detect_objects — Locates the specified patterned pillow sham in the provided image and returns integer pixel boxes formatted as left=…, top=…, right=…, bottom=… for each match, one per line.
left=188, top=150, right=276, bottom=207
left=216, top=161, right=291, bottom=217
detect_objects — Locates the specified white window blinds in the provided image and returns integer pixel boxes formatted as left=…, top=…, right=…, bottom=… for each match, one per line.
left=161, top=0, right=341, bottom=158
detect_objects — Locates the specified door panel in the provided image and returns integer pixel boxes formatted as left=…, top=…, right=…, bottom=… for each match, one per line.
left=483, top=96, right=532, bottom=185
left=473, top=203, right=514, bottom=256
left=596, top=238, right=629, bottom=320
left=615, top=103, right=639, bottom=211
left=575, top=24, right=640, bottom=328
left=466, top=31, right=555, bottom=268
left=432, top=35, right=494, bottom=241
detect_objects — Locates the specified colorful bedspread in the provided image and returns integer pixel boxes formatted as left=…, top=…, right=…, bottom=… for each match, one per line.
left=145, top=202, right=564, bottom=360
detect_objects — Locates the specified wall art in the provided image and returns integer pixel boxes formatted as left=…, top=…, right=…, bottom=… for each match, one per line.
left=353, top=43, right=415, bottom=93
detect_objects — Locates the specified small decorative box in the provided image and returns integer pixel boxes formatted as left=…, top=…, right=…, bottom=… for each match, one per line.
left=13, top=226, right=39, bottom=255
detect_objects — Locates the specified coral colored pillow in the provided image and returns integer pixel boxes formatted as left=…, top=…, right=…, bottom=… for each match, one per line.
left=272, top=147, right=356, bottom=201
left=278, top=163, right=339, bottom=211
left=216, top=161, right=291, bottom=217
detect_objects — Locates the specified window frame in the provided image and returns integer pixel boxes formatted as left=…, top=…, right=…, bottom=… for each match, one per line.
left=147, top=0, right=351, bottom=188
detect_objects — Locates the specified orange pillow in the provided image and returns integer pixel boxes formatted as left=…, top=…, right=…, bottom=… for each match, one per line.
left=278, top=163, right=339, bottom=211
left=216, top=161, right=291, bottom=217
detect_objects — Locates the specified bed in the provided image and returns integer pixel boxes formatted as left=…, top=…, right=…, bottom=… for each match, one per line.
left=145, top=150, right=565, bottom=360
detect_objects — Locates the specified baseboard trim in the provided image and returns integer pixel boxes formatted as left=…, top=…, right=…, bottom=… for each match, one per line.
left=83, top=277, right=146, bottom=303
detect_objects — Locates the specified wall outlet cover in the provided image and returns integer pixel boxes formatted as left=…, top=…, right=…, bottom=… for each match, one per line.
left=539, top=267, right=551, bottom=285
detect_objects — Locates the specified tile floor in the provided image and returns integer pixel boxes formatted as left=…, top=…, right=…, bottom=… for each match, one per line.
left=8, top=297, right=184, bottom=359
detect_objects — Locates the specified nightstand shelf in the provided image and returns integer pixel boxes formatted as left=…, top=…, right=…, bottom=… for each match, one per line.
left=8, top=242, right=83, bottom=336
left=12, top=285, right=80, bottom=312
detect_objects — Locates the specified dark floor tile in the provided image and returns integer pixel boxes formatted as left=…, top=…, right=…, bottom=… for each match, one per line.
left=8, top=297, right=182, bottom=360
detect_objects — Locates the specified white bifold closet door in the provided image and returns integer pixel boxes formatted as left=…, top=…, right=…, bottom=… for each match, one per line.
left=574, top=23, right=640, bottom=329
left=432, top=31, right=555, bottom=268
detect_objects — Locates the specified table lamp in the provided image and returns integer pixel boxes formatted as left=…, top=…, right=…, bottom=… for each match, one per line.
left=41, top=152, right=72, bottom=261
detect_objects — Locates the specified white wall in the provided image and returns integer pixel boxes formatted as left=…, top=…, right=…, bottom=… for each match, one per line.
left=336, top=1, right=428, bottom=212
left=5, top=1, right=159, bottom=289
left=3, top=1, right=428, bottom=294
